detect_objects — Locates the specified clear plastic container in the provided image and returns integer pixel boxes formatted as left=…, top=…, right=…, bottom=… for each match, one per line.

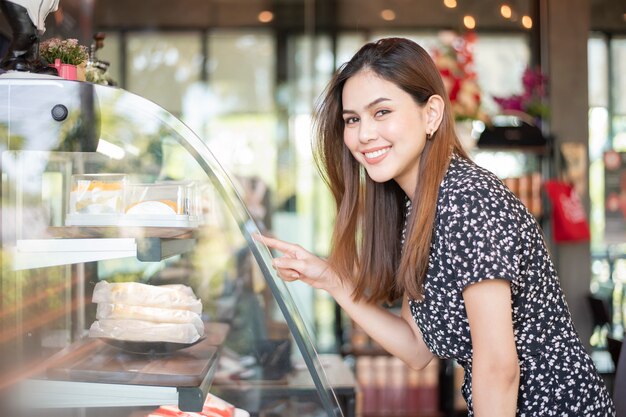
left=68, top=173, right=126, bottom=215
left=125, top=182, right=197, bottom=217
left=66, top=177, right=199, bottom=227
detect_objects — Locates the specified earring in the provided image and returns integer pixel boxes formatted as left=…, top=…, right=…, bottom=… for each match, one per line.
left=426, top=131, right=432, bottom=140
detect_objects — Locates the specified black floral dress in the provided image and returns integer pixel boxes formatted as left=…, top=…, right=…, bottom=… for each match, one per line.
left=407, top=155, right=615, bottom=416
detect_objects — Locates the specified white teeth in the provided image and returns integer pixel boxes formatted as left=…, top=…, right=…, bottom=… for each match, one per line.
left=364, top=147, right=390, bottom=159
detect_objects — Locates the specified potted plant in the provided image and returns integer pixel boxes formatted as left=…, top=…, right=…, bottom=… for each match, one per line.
left=40, top=38, right=89, bottom=81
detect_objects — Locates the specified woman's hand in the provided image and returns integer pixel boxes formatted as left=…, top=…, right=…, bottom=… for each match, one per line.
left=254, top=234, right=434, bottom=370
left=253, top=234, right=343, bottom=294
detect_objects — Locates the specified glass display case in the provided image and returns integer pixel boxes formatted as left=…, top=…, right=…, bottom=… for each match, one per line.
left=0, top=75, right=346, bottom=417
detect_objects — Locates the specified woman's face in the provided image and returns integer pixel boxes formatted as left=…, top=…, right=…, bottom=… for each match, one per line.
left=342, top=69, right=430, bottom=196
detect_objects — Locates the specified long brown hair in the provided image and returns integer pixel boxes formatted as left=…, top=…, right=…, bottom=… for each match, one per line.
left=313, top=37, right=468, bottom=303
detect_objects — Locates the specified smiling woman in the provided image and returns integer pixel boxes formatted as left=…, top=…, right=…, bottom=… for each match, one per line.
left=255, top=37, right=616, bottom=417
left=314, top=38, right=465, bottom=303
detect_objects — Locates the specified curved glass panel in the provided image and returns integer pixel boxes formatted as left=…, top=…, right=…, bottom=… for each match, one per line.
left=0, top=77, right=343, bottom=417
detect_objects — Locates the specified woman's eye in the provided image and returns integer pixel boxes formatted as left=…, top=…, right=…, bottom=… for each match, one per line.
left=344, top=117, right=359, bottom=125
left=375, top=109, right=390, bottom=117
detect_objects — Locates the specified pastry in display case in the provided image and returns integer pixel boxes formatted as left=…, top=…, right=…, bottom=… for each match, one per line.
left=68, top=173, right=126, bottom=216
left=0, top=75, right=348, bottom=417
left=89, top=280, right=205, bottom=346
left=66, top=175, right=200, bottom=227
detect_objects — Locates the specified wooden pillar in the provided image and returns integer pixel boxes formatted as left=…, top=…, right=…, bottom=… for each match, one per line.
left=544, top=0, right=593, bottom=349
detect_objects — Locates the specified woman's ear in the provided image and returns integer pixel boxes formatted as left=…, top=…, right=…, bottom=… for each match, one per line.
left=425, top=95, right=445, bottom=134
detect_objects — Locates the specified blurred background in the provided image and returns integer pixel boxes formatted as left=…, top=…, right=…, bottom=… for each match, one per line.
left=1, top=1, right=625, bottom=414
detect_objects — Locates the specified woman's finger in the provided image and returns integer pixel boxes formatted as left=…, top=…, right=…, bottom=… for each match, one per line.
left=255, top=235, right=308, bottom=258
left=274, top=267, right=300, bottom=281
left=272, top=257, right=308, bottom=273
left=253, top=233, right=300, bottom=256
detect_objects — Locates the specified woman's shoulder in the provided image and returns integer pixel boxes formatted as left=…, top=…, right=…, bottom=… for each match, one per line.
left=443, top=155, right=510, bottom=200
left=437, top=155, right=530, bottom=226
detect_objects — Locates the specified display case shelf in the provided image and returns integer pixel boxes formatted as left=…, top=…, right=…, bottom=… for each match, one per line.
left=16, top=322, right=229, bottom=412
left=20, top=379, right=185, bottom=409
left=13, top=226, right=196, bottom=271
left=20, top=365, right=216, bottom=411
left=13, top=237, right=136, bottom=270
left=13, top=227, right=196, bottom=270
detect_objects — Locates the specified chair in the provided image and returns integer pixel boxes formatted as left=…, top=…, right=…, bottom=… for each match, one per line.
left=608, top=336, right=623, bottom=369
left=615, top=337, right=626, bottom=417
left=587, top=294, right=612, bottom=329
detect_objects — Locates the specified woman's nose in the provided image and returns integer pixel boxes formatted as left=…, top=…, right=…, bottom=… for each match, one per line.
left=358, top=119, right=376, bottom=143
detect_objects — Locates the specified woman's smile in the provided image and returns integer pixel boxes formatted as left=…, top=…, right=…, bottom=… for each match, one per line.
left=362, top=145, right=391, bottom=163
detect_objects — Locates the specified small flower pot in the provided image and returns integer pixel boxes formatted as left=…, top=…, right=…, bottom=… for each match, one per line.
left=51, top=58, right=78, bottom=81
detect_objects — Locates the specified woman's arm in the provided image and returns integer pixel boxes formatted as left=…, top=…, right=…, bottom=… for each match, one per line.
left=334, top=289, right=435, bottom=370
left=254, top=234, right=434, bottom=370
left=463, top=279, right=520, bottom=417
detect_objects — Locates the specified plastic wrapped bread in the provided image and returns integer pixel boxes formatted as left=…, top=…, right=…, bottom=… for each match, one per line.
left=92, top=281, right=202, bottom=314
left=96, top=303, right=204, bottom=336
left=89, top=319, right=200, bottom=344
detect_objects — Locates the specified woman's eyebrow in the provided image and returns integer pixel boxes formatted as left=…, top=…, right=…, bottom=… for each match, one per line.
left=342, top=97, right=391, bottom=114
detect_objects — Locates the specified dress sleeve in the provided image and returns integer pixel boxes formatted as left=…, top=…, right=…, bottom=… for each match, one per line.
left=443, top=184, right=523, bottom=292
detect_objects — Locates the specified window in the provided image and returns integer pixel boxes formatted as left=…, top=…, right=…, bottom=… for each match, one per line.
left=126, top=32, right=203, bottom=116
left=588, top=34, right=626, bottom=339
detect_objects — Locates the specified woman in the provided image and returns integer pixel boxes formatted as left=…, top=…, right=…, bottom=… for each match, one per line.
left=255, top=38, right=615, bottom=416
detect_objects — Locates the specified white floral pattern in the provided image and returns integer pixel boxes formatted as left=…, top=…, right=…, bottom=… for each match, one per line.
left=406, top=156, right=615, bottom=416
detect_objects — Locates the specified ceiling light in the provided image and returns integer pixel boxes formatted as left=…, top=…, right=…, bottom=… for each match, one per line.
left=463, top=15, right=476, bottom=30
left=500, top=4, right=512, bottom=19
left=381, top=9, right=396, bottom=21
left=522, top=15, right=533, bottom=29
left=258, top=10, right=274, bottom=23
left=443, top=0, right=457, bottom=9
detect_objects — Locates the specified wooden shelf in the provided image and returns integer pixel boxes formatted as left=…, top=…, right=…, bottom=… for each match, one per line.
left=16, top=322, right=229, bottom=412
left=475, top=145, right=549, bottom=155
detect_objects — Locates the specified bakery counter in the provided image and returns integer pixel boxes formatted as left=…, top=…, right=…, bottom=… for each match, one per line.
left=214, top=354, right=356, bottom=417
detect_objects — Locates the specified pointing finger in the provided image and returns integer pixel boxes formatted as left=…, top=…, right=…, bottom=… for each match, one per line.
left=273, top=257, right=307, bottom=272
left=274, top=267, right=300, bottom=281
left=253, top=233, right=300, bottom=256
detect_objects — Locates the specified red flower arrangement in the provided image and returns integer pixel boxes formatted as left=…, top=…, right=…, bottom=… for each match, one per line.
left=493, top=66, right=550, bottom=121
left=432, top=31, right=485, bottom=121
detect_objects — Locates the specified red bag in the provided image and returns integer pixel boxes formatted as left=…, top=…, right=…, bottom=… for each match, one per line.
left=543, top=180, right=590, bottom=243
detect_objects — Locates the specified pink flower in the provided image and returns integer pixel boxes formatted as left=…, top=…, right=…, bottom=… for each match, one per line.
left=493, top=66, right=549, bottom=120
left=40, top=38, right=89, bottom=66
